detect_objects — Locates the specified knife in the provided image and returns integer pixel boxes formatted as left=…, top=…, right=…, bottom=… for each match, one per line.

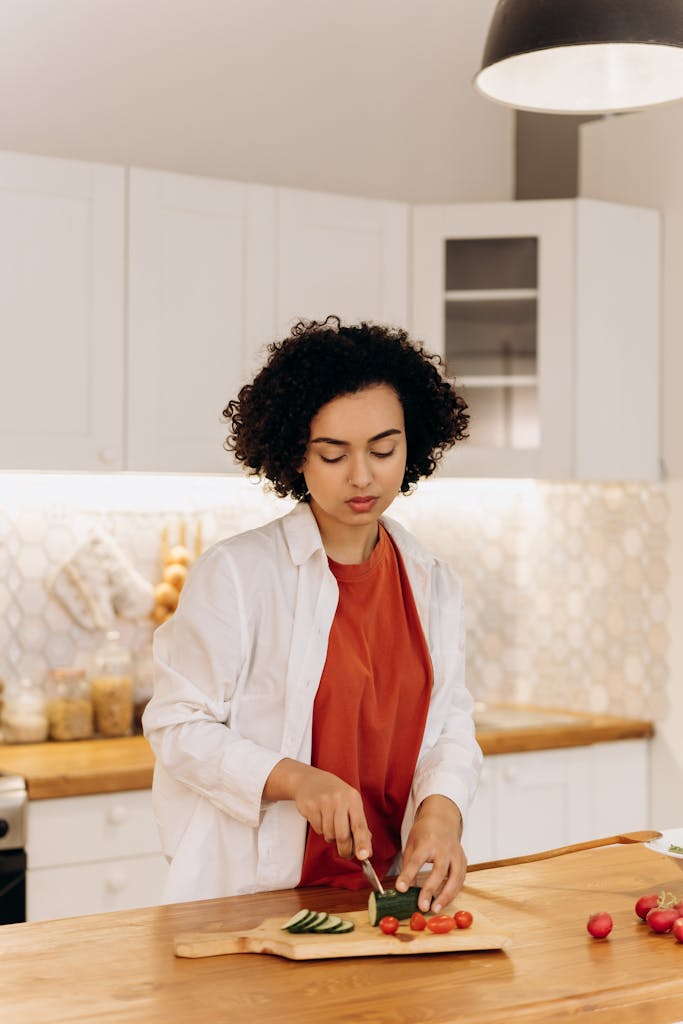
left=360, top=858, right=384, bottom=895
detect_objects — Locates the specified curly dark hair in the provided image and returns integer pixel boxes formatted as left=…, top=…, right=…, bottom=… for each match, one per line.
left=223, top=317, right=469, bottom=500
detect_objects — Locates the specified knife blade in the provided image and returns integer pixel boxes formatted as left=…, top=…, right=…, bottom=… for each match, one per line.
left=360, top=858, right=384, bottom=895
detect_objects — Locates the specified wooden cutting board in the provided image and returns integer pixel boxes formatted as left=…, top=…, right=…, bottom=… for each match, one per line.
left=174, top=907, right=510, bottom=960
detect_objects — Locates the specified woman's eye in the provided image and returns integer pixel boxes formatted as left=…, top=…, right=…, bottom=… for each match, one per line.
left=371, top=449, right=395, bottom=459
left=320, top=454, right=344, bottom=464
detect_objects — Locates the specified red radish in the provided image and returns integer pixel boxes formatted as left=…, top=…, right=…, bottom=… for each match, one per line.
left=635, top=893, right=660, bottom=920
left=587, top=912, right=613, bottom=939
left=672, top=918, right=683, bottom=943
left=646, top=907, right=679, bottom=933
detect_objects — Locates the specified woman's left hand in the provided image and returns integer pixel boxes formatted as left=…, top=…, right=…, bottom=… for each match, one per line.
left=395, top=795, right=466, bottom=913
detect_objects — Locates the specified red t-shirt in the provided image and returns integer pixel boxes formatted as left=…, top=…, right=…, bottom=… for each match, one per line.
left=298, top=525, right=432, bottom=889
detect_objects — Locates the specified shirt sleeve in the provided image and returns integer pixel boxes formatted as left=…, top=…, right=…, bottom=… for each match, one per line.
left=408, top=561, right=483, bottom=830
left=142, top=544, right=284, bottom=829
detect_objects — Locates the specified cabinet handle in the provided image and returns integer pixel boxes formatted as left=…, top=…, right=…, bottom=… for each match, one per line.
left=105, top=869, right=127, bottom=893
left=106, top=804, right=127, bottom=825
left=98, top=447, right=116, bottom=465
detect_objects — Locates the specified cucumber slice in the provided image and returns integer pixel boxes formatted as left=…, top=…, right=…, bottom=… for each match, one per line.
left=331, top=920, right=355, bottom=934
left=281, top=909, right=312, bottom=931
left=368, top=887, right=423, bottom=926
left=288, top=910, right=319, bottom=932
left=301, top=912, right=329, bottom=932
left=311, top=915, right=342, bottom=933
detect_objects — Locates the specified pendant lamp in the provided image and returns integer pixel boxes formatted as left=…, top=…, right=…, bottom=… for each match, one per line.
left=475, top=0, right=683, bottom=114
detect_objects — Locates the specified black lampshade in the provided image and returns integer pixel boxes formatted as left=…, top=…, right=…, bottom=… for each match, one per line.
left=475, top=0, right=683, bottom=114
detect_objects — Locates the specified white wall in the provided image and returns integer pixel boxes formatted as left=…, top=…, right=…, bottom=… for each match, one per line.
left=0, top=0, right=513, bottom=203
left=581, top=105, right=683, bottom=826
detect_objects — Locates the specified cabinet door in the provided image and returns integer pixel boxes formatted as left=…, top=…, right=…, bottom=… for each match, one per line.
left=413, top=201, right=574, bottom=479
left=412, top=199, right=659, bottom=480
left=587, top=739, right=649, bottom=836
left=276, top=188, right=409, bottom=337
left=493, top=748, right=593, bottom=859
left=0, top=151, right=125, bottom=470
left=27, top=853, right=168, bottom=921
left=127, top=169, right=276, bottom=472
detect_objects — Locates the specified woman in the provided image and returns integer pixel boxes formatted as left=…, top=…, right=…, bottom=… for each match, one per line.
left=143, top=317, right=482, bottom=913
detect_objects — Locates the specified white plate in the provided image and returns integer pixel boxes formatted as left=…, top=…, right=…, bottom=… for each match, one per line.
left=645, top=827, right=683, bottom=869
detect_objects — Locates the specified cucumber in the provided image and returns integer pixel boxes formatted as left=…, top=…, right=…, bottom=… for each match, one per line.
left=282, top=909, right=356, bottom=934
left=289, top=910, right=319, bottom=932
left=368, top=887, right=424, bottom=926
left=281, top=909, right=312, bottom=931
left=331, top=920, right=355, bottom=934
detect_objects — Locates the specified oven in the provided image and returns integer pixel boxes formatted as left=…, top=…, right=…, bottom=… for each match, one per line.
left=0, top=774, right=27, bottom=924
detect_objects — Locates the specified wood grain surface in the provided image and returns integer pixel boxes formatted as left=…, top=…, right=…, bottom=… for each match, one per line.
left=0, top=735, right=155, bottom=798
left=2, top=842, right=683, bottom=1023
left=174, top=907, right=509, bottom=959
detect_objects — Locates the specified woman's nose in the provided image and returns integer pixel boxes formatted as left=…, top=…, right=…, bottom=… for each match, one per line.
left=347, top=454, right=372, bottom=488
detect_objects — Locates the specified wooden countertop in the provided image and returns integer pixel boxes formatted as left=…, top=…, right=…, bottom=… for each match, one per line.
left=0, top=736, right=155, bottom=798
left=0, top=706, right=653, bottom=799
left=2, top=842, right=682, bottom=1023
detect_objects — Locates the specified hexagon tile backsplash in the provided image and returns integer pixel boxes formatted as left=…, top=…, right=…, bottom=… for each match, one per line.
left=0, top=474, right=670, bottom=720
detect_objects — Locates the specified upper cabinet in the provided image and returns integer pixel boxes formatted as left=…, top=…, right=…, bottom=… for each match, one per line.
left=127, top=169, right=277, bottom=473
left=412, top=199, right=661, bottom=480
left=0, top=151, right=125, bottom=470
left=275, top=188, right=409, bottom=334
left=0, top=152, right=659, bottom=480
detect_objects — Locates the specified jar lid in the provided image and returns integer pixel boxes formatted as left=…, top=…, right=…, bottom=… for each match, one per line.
left=52, top=667, right=87, bottom=681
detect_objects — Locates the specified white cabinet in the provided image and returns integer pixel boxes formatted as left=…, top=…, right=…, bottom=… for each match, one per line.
left=0, top=151, right=125, bottom=471
left=275, top=188, right=409, bottom=336
left=127, top=169, right=277, bottom=473
left=0, top=150, right=411, bottom=473
left=26, top=789, right=167, bottom=921
left=462, top=739, right=650, bottom=865
left=412, top=199, right=660, bottom=480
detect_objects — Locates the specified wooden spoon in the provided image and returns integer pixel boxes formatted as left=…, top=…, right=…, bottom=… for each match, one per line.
left=467, top=829, right=662, bottom=873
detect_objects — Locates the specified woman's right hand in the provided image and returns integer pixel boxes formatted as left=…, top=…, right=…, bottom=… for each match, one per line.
left=264, top=758, right=372, bottom=861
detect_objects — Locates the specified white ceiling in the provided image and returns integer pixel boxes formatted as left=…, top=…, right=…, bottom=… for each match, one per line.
left=0, top=0, right=512, bottom=202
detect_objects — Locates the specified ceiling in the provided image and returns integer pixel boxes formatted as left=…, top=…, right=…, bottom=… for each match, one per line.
left=0, top=0, right=512, bottom=202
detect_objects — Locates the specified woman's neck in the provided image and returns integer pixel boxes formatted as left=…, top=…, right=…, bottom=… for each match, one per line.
left=309, top=502, right=380, bottom=564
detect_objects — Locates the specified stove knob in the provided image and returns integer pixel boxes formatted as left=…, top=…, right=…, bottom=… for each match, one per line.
left=0, top=819, right=9, bottom=839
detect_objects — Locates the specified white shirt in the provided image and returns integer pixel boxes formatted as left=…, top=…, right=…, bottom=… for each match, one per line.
left=143, top=501, right=482, bottom=903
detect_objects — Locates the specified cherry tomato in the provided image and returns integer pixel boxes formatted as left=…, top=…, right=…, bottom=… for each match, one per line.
left=647, top=907, right=679, bottom=933
left=454, top=910, right=473, bottom=929
left=426, top=914, right=456, bottom=934
left=587, top=912, right=613, bottom=939
left=379, top=916, right=400, bottom=935
left=409, top=912, right=427, bottom=931
left=635, top=893, right=660, bottom=921
left=672, top=918, right=683, bottom=943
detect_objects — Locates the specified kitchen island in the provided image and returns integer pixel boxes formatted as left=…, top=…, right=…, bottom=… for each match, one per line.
left=2, top=842, right=682, bottom=1023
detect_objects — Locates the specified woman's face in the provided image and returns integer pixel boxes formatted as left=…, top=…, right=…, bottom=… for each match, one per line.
left=301, top=383, right=408, bottom=533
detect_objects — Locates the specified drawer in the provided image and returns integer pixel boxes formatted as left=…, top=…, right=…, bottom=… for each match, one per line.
left=27, top=790, right=161, bottom=868
left=27, top=852, right=168, bottom=921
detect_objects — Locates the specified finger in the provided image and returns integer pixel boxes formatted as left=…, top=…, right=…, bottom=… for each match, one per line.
left=416, top=857, right=451, bottom=913
left=349, top=810, right=373, bottom=862
left=395, top=848, right=425, bottom=897
left=334, top=806, right=354, bottom=859
left=430, top=861, right=465, bottom=914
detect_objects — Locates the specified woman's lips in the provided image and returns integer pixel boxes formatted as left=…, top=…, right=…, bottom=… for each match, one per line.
left=346, top=497, right=378, bottom=512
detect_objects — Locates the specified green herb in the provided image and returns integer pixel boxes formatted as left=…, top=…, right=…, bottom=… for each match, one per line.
left=668, top=843, right=683, bottom=854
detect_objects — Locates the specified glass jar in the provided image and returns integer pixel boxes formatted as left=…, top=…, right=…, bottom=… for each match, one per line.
left=2, top=677, right=49, bottom=743
left=46, top=668, right=94, bottom=741
left=91, top=630, right=133, bottom=738
left=132, top=647, right=154, bottom=735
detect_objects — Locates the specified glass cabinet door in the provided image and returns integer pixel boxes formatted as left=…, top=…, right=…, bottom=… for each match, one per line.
left=444, top=236, right=539, bottom=451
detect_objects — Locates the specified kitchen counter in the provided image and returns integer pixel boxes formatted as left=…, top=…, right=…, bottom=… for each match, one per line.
left=0, top=705, right=653, bottom=798
left=2, top=842, right=681, bottom=1023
